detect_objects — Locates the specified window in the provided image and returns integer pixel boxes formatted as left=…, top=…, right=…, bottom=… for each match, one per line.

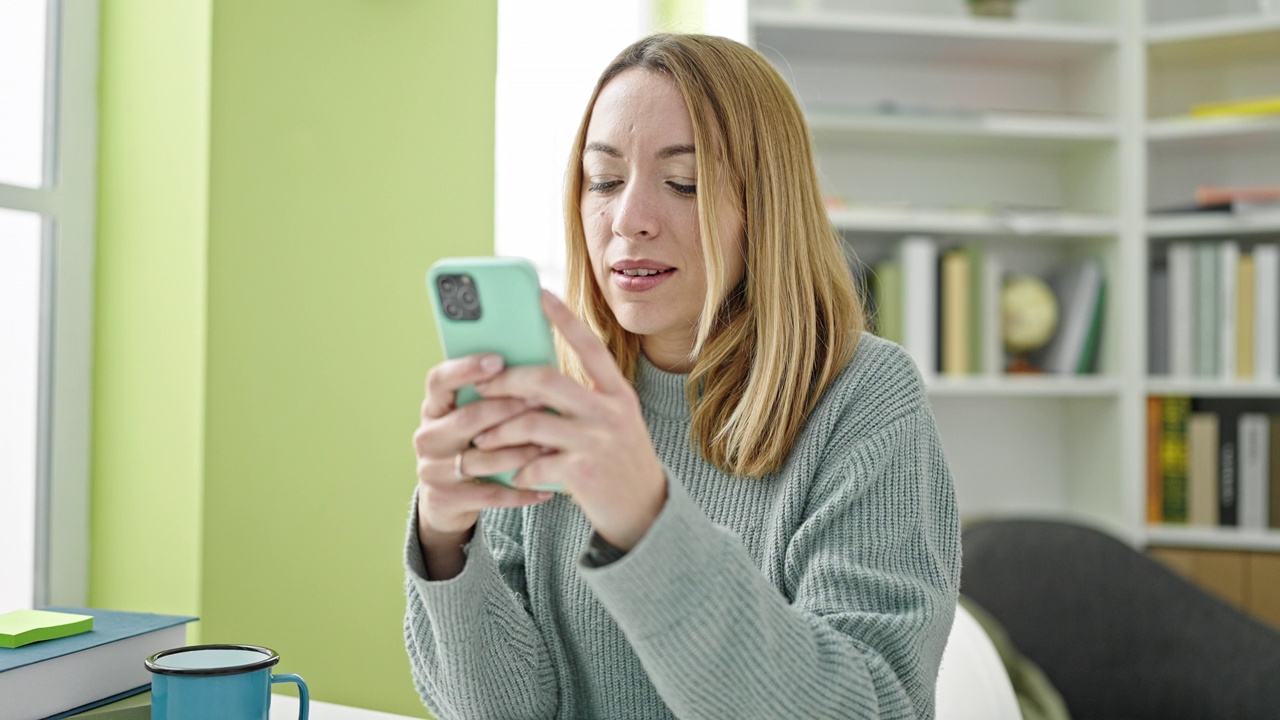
left=0, top=0, right=99, bottom=610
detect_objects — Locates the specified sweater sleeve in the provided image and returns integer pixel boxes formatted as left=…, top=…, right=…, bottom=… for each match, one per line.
left=403, top=495, right=558, bottom=720
left=579, top=402, right=961, bottom=720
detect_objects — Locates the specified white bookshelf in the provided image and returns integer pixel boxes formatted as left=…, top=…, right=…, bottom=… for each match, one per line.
left=745, top=0, right=1280, bottom=552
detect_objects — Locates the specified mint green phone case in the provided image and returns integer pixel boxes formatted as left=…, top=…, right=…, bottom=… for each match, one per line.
left=427, top=257, right=561, bottom=491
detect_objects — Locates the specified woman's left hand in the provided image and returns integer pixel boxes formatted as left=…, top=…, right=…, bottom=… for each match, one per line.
left=470, top=290, right=667, bottom=550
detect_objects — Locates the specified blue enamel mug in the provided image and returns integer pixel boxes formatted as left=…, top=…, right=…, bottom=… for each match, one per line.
left=145, top=644, right=309, bottom=720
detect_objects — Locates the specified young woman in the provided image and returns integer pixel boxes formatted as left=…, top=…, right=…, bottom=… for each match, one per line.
left=406, top=33, right=960, bottom=720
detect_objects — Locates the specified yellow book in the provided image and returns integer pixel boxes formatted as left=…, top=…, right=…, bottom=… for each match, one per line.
left=1238, top=253, right=1255, bottom=380
left=1191, top=95, right=1280, bottom=118
left=941, top=249, right=970, bottom=377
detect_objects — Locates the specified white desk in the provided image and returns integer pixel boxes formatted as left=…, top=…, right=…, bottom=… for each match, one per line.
left=270, top=693, right=421, bottom=720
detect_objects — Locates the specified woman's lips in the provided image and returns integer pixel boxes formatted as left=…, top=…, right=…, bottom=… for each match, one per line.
left=612, top=268, right=675, bottom=292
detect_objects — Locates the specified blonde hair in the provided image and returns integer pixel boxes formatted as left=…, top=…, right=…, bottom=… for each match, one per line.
left=562, top=33, right=864, bottom=477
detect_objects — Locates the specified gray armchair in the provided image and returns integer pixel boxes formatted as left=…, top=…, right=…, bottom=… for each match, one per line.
left=960, top=518, right=1280, bottom=720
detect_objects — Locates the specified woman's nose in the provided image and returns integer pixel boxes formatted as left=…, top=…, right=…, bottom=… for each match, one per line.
left=611, top=182, right=660, bottom=240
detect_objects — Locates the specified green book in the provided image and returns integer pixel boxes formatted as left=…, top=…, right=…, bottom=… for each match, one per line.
left=66, top=691, right=151, bottom=719
left=872, top=260, right=903, bottom=345
left=0, top=609, right=94, bottom=649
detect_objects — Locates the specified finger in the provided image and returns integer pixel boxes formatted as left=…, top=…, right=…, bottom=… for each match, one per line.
left=476, top=365, right=597, bottom=417
left=472, top=410, right=585, bottom=453
left=542, top=290, right=628, bottom=395
left=423, top=353, right=506, bottom=418
left=457, top=444, right=545, bottom=480
left=414, top=397, right=535, bottom=458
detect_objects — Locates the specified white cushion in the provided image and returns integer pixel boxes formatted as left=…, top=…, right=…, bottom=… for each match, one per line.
left=935, top=603, right=1022, bottom=720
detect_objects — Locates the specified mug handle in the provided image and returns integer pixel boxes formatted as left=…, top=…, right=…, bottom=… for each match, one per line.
left=271, top=673, right=309, bottom=720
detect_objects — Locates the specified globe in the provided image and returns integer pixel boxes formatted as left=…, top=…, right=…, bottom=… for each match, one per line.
left=1001, top=275, right=1058, bottom=354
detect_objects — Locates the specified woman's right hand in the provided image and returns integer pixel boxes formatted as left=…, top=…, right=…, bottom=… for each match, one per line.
left=413, top=353, right=555, bottom=554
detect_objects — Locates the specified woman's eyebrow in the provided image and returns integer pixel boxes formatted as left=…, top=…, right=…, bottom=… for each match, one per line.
left=585, top=142, right=621, bottom=158
left=657, top=144, right=695, bottom=159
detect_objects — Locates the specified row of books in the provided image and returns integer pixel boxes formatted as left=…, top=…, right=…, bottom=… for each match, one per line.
left=863, top=235, right=1106, bottom=377
left=1148, top=396, right=1280, bottom=528
left=0, top=607, right=193, bottom=719
left=1149, top=241, right=1280, bottom=379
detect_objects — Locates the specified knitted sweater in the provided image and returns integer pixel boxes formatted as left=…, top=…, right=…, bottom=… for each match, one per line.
left=403, top=333, right=961, bottom=719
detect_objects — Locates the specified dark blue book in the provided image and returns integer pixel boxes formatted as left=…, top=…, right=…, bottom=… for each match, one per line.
left=0, top=607, right=195, bottom=720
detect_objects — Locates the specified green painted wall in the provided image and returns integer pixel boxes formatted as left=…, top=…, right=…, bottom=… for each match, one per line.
left=92, top=0, right=210, bottom=626
left=93, top=1, right=497, bottom=715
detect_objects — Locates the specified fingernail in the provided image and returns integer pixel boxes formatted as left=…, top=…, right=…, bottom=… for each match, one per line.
left=481, top=355, right=503, bottom=373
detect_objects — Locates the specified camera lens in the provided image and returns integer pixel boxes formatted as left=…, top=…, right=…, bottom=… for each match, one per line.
left=438, top=276, right=457, bottom=295
left=459, top=288, right=477, bottom=306
left=444, top=302, right=461, bottom=319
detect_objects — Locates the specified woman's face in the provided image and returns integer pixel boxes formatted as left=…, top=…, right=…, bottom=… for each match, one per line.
left=580, top=68, right=745, bottom=371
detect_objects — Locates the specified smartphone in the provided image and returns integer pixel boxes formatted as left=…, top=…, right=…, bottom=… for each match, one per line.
left=427, top=256, right=561, bottom=491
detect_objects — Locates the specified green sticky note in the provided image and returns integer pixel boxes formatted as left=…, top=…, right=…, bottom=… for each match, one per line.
left=0, top=609, right=95, bottom=648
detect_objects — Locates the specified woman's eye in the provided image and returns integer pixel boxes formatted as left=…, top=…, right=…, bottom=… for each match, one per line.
left=668, top=182, right=697, bottom=196
left=588, top=180, right=621, bottom=193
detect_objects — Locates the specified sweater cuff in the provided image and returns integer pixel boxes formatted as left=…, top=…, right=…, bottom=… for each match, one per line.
left=404, top=489, right=493, bottom=597
left=579, top=471, right=734, bottom=640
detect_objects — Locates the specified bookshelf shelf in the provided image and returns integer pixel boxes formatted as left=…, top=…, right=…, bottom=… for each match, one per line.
left=808, top=110, right=1118, bottom=146
left=1147, top=13, right=1280, bottom=63
left=1146, top=213, right=1280, bottom=239
left=750, top=9, right=1117, bottom=65
left=926, top=377, right=1122, bottom=398
left=1146, top=380, right=1280, bottom=398
left=1146, top=115, right=1280, bottom=144
left=829, top=208, right=1119, bottom=238
left=1146, top=525, right=1280, bottom=552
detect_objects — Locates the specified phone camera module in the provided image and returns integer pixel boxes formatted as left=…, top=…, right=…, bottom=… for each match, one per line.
left=437, top=273, right=481, bottom=321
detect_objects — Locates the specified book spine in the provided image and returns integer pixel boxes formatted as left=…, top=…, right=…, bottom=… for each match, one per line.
left=1195, top=243, right=1219, bottom=378
left=900, top=235, right=938, bottom=378
left=1149, top=264, right=1170, bottom=376
left=966, top=245, right=984, bottom=377
left=1169, top=243, right=1196, bottom=378
left=872, top=260, right=903, bottom=346
left=1147, top=395, right=1163, bottom=523
left=981, top=252, right=1004, bottom=376
left=1161, top=396, right=1192, bottom=523
left=1219, top=240, right=1239, bottom=380
left=1187, top=412, right=1220, bottom=527
left=1255, top=244, right=1279, bottom=381
left=1271, top=415, right=1280, bottom=530
left=1237, top=251, right=1255, bottom=380
left=941, top=249, right=969, bottom=377
left=1239, top=413, right=1270, bottom=531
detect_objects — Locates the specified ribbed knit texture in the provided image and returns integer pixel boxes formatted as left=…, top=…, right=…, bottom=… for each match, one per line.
left=404, top=333, right=961, bottom=719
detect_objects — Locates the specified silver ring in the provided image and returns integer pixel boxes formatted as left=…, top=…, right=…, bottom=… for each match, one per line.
left=454, top=450, right=471, bottom=481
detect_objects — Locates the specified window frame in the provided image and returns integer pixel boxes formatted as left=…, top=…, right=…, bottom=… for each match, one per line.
left=0, top=0, right=99, bottom=608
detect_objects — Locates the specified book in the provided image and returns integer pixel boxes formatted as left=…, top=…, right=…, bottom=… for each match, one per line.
left=1186, top=412, right=1220, bottom=527
left=1192, top=398, right=1259, bottom=527
left=1191, top=95, right=1280, bottom=118
left=1218, top=241, right=1239, bottom=380
left=1149, top=263, right=1169, bottom=376
left=0, top=607, right=194, bottom=720
left=1147, top=395, right=1163, bottom=523
left=1160, top=396, right=1192, bottom=523
left=1255, top=244, right=1279, bottom=382
left=1271, top=416, right=1280, bottom=530
left=1038, top=258, right=1105, bottom=375
left=899, top=235, right=938, bottom=378
left=1195, top=243, right=1219, bottom=378
left=0, top=610, right=93, bottom=649
left=872, top=259, right=903, bottom=345
left=979, top=251, right=1004, bottom=376
left=1168, top=243, right=1196, bottom=378
left=1238, top=413, right=1270, bottom=531
left=1196, top=185, right=1280, bottom=206
left=1237, top=251, right=1255, bottom=380
left=65, top=691, right=151, bottom=719
left=941, top=248, right=970, bottom=377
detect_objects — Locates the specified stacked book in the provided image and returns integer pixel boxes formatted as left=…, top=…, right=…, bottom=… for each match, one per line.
left=1148, top=395, right=1280, bottom=529
left=0, top=607, right=194, bottom=719
left=868, top=235, right=1105, bottom=378
left=1150, top=240, right=1280, bottom=379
